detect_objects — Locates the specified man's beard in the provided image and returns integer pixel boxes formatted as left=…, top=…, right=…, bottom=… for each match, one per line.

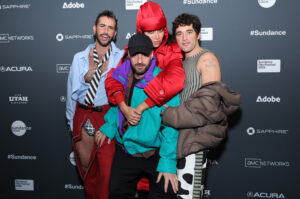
left=131, top=62, right=151, bottom=76
left=95, top=33, right=114, bottom=47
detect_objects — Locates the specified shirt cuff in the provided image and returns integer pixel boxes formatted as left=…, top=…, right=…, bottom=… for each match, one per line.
left=145, top=97, right=156, bottom=108
left=114, top=91, right=125, bottom=105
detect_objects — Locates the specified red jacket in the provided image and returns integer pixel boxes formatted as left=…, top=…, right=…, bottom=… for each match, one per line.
left=105, top=1, right=184, bottom=106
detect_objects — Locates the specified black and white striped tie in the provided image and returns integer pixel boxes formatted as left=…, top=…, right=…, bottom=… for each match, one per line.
left=84, top=47, right=112, bottom=105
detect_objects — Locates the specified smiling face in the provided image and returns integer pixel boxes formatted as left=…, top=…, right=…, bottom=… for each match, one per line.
left=93, top=16, right=117, bottom=47
left=175, top=24, right=201, bottom=56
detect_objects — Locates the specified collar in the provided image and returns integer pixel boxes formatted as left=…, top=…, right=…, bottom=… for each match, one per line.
left=80, top=42, right=120, bottom=75
left=81, top=41, right=119, bottom=62
left=111, top=56, right=157, bottom=89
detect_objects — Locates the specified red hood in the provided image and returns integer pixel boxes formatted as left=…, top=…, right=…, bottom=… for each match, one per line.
left=136, top=1, right=169, bottom=53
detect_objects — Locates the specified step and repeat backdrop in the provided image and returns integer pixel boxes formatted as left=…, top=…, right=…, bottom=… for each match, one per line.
left=1, top=0, right=299, bottom=198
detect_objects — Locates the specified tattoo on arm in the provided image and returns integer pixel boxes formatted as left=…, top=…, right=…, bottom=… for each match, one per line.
left=203, top=58, right=218, bottom=68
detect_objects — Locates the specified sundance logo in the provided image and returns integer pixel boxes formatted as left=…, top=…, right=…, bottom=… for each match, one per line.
left=0, top=65, right=33, bottom=72
left=8, top=154, right=37, bottom=160
left=183, top=0, right=218, bottom=5
left=62, top=2, right=85, bottom=9
left=9, top=94, right=29, bottom=104
left=11, top=120, right=31, bottom=136
left=247, top=191, right=284, bottom=199
left=56, top=64, right=71, bottom=73
left=258, top=0, right=276, bottom=8
left=245, top=158, right=290, bottom=168
left=257, top=59, right=281, bottom=73
left=0, top=34, right=34, bottom=43
left=125, top=0, right=147, bottom=10
left=56, top=33, right=93, bottom=42
left=65, top=184, right=84, bottom=190
left=250, top=30, right=287, bottom=37
left=15, top=179, right=34, bottom=191
left=0, top=4, right=31, bottom=10
left=200, top=27, right=213, bottom=41
left=256, top=96, right=280, bottom=103
left=246, top=127, right=288, bottom=136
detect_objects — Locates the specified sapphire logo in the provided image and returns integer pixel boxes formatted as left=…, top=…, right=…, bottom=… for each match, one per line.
left=56, top=33, right=92, bottom=42
left=56, top=33, right=64, bottom=42
left=247, top=127, right=255, bottom=135
left=0, top=4, right=31, bottom=10
left=15, top=179, right=34, bottom=191
left=11, top=120, right=31, bottom=136
left=256, top=96, right=280, bottom=103
left=258, top=0, right=276, bottom=8
left=246, top=127, right=288, bottom=136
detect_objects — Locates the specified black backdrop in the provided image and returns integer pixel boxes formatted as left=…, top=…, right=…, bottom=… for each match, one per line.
left=1, top=0, right=299, bottom=198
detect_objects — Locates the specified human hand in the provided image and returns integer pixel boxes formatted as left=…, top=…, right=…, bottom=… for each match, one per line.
left=163, top=104, right=169, bottom=108
left=136, top=101, right=149, bottom=114
left=120, top=103, right=141, bottom=125
left=94, top=130, right=111, bottom=147
left=156, top=172, right=178, bottom=193
left=84, top=50, right=98, bottom=82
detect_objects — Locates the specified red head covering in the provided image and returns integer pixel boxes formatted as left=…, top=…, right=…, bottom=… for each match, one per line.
left=136, top=1, right=169, bottom=52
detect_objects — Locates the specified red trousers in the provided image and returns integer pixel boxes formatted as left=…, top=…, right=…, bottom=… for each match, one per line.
left=72, top=103, right=116, bottom=199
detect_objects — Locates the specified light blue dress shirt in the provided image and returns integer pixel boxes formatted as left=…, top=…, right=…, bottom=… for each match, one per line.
left=66, top=42, right=124, bottom=131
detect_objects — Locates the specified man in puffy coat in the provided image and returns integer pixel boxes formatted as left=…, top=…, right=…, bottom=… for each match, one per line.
left=162, top=13, right=241, bottom=199
left=104, top=1, right=185, bottom=192
left=105, top=1, right=184, bottom=121
left=96, top=34, right=179, bottom=199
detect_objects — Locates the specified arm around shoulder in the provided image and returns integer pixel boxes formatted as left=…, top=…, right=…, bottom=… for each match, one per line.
left=144, top=45, right=185, bottom=106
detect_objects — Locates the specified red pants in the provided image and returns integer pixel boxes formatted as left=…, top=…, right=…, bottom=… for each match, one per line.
left=72, top=103, right=116, bottom=199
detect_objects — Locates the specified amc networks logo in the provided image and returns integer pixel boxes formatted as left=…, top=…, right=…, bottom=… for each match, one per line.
left=56, top=64, right=70, bottom=73
left=245, top=158, right=290, bottom=168
left=245, top=158, right=262, bottom=168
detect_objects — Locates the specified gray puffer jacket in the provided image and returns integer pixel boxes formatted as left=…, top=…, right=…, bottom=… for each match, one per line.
left=162, top=81, right=241, bottom=159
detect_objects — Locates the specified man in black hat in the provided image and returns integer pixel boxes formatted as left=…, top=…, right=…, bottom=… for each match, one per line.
left=95, top=34, right=180, bottom=199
